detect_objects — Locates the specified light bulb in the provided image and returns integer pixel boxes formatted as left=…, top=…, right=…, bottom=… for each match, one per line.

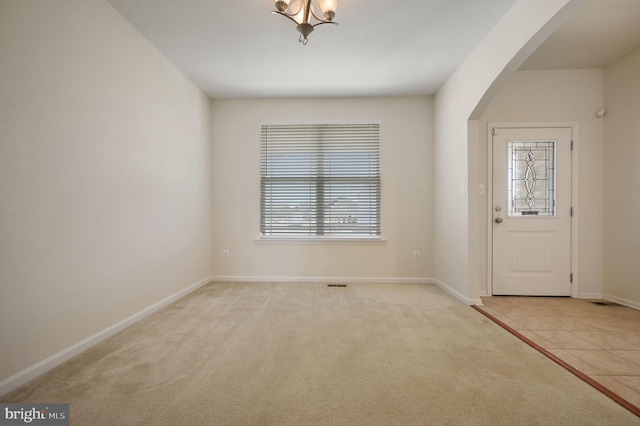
left=318, top=0, right=338, bottom=15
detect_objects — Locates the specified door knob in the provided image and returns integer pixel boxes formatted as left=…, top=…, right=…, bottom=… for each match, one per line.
left=495, top=217, right=503, bottom=223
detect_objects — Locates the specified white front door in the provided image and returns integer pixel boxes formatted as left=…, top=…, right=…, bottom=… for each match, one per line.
left=492, top=127, right=572, bottom=296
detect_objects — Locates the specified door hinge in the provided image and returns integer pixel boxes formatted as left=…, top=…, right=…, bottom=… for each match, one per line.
left=491, top=128, right=496, bottom=136
left=570, top=273, right=573, bottom=283
left=571, top=140, right=574, bottom=150
left=570, top=207, right=574, bottom=217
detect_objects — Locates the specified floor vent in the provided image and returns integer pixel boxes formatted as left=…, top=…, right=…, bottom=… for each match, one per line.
left=327, top=284, right=347, bottom=288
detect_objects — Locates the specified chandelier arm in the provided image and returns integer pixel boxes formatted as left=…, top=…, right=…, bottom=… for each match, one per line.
left=312, top=21, right=339, bottom=27
left=292, top=0, right=304, bottom=17
left=271, top=10, right=302, bottom=25
left=309, top=7, right=326, bottom=23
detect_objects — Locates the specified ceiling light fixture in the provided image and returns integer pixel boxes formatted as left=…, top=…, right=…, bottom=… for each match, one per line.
left=272, top=0, right=339, bottom=45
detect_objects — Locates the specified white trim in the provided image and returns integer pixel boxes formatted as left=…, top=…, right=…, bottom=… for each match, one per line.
left=570, top=125, right=580, bottom=299
left=486, top=122, right=579, bottom=298
left=255, top=237, right=387, bottom=244
left=431, top=278, right=483, bottom=306
left=0, top=275, right=214, bottom=397
left=210, top=276, right=432, bottom=285
left=486, top=125, right=494, bottom=297
left=260, top=119, right=384, bottom=126
left=603, top=294, right=640, bottom=311
left=578, top=292, right=604, bottom=300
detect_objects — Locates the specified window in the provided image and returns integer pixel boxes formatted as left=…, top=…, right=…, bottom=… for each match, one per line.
left=260, top=123, right=381, bottom=238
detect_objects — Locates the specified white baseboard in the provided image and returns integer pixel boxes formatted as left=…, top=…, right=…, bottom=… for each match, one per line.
left=431, top=278, right=483, bottom=306
left=210, top=275, right=433, bottom=285
left=0, top=275, right=214, bottom=397
left=603, top=294, right=640, bottom=311
left=577, top=292, right=603, bottom=300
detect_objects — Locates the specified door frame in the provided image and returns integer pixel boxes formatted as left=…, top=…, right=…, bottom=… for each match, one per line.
left=486, top=122, right=579, bottom=298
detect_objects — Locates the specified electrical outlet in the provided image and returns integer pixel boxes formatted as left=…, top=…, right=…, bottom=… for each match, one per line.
left=223, top=250, right=230, bottom=259
left=413, top=250, right=420, bottom=260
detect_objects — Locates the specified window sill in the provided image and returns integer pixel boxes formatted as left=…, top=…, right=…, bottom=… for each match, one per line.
left=255, top=236, right=387, bottom=245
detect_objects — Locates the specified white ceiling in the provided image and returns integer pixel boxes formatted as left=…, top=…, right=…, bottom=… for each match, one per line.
left=106, top=0, right=640, bottom=99
left=521, top=0, right=640, bottom=70
left=106, top=0, right=518, bottom=98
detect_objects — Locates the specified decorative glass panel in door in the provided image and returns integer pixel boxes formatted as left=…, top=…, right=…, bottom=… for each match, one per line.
left=507, top=141, right=555, bottom=217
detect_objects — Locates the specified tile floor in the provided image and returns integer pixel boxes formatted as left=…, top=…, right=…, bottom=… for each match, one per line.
left=478, top=296, right=640, bottom=411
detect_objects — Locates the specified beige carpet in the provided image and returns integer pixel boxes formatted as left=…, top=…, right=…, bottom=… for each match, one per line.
left=2, top=282, right=639, bottom=425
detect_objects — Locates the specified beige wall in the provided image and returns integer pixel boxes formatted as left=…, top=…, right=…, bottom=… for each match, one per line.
left=603, top=47, right=640, bottom=308
left=0, top=0, right=213, bottom=385
left=210, top=97, right=433, bottom=281
left=478, top=69, right=605, bottom=298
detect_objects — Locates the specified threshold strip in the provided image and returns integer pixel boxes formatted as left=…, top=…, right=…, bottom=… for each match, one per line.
left=472, top=305, right=640, bottom=417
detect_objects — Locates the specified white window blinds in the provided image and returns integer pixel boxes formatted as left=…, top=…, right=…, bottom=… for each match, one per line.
left=260, top=123, right=381, bottom=237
